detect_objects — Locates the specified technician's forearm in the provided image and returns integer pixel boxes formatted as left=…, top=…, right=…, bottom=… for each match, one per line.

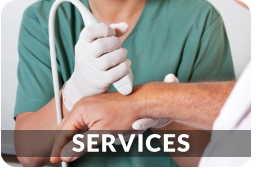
left=15, top=91, right=67, bottom=167
left=15, top=91, right=65, bottom=130
left=142, top=82, right=235, bottom=130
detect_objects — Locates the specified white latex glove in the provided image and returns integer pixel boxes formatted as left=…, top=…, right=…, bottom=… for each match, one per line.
left=114, top=74, right=179, bottom=145
left=63, top=22, right=131, bottom=111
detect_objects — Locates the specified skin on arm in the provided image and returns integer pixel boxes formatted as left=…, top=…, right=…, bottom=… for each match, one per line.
left=15, top=26, right=131, bottom=167
left=15, top=0, right=146, bottom=167
left=51, top=81, right=235, bottom=164
left=50, top=85, right=146, bottom=164
left=15, top=91, right=67, bottom=167
left=145, top=82, right=236, bottom=130
left=17, top=81, right=234, bottom=166
left=234, top=0, right=249, bottom=9
left=150, top=0, right=248, bottom=166
left=16, top=0, right=242, bottom=167
left=16, top=24, right=132, bottom=166
left=146, top=81, right=231, bottom=166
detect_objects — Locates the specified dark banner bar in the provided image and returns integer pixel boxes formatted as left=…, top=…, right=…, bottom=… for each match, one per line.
left=1, top=130, right=251, bottom=158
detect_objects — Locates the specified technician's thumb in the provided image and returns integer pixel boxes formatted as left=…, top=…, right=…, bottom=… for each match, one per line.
left=110, top=22, right=129, bottom=37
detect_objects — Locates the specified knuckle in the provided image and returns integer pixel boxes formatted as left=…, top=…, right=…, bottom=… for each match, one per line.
left=73, top=100, right=84, bottom=110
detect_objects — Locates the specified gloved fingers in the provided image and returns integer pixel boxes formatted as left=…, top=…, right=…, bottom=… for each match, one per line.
left=151, top=119, right=173, bottom=129
left=76, top=36, right=123, bottom=59
left=132, top=118, right=160, bottom=130
left=96, top=48, right=127, bottom=71
left=60, top=128, right=103, bottom=163
left=110, top=22, right=129, bottom=37
left=106, top=59, right=131, bottom=84
left=164, top=74, right=179, bottom=83
left=80, top=23, right=116, bottom=43
left=114, top=130, right=146, bottom=145
left=91, top=36, right=123, bottom=58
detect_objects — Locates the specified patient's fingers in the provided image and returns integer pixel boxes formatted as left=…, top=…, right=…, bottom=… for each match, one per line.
left=60, top=128, right=103, bottom=163
left=50, top=110, right=89, bottom=164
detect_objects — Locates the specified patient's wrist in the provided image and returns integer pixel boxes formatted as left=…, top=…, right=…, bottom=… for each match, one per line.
left=131, top=84, right=149, bottom=119
left=140, top=82, right=175, bottom=119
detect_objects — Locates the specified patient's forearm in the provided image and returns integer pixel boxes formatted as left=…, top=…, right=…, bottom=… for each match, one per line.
left=143, top=82, right=235, bottom=130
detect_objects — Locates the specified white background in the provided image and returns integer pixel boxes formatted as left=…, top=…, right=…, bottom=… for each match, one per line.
left=210, top=0, right=251, bottom=78
left=1, top=0, right=251, bottom=131
left=2, top=0, right=37, bottom=130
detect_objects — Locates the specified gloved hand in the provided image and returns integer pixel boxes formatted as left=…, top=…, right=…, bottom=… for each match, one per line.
left=63, top=22, right=131, bottom=111
left=114, top=74, right=179, bottom=145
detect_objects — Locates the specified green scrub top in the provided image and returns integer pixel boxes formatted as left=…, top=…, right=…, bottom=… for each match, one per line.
left=14, top=0, right=235, bottom=167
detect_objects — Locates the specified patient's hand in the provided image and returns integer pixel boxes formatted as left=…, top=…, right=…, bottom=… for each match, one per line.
left=50, top=85, right=147, bottom=164
left=114, top=74, right=179, bottom=145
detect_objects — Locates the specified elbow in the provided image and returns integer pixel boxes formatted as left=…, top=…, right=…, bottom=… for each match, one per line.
left=17, top=157, right=48, bottom=167
left=15, top=136, right=49, bottom=167
left=15, top=127, right=50, bottom=167
left=15, top=141, right=49, bottom=167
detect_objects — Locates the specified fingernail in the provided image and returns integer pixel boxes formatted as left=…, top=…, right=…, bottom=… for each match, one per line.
left=61, top=147, right=75, bottom=162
